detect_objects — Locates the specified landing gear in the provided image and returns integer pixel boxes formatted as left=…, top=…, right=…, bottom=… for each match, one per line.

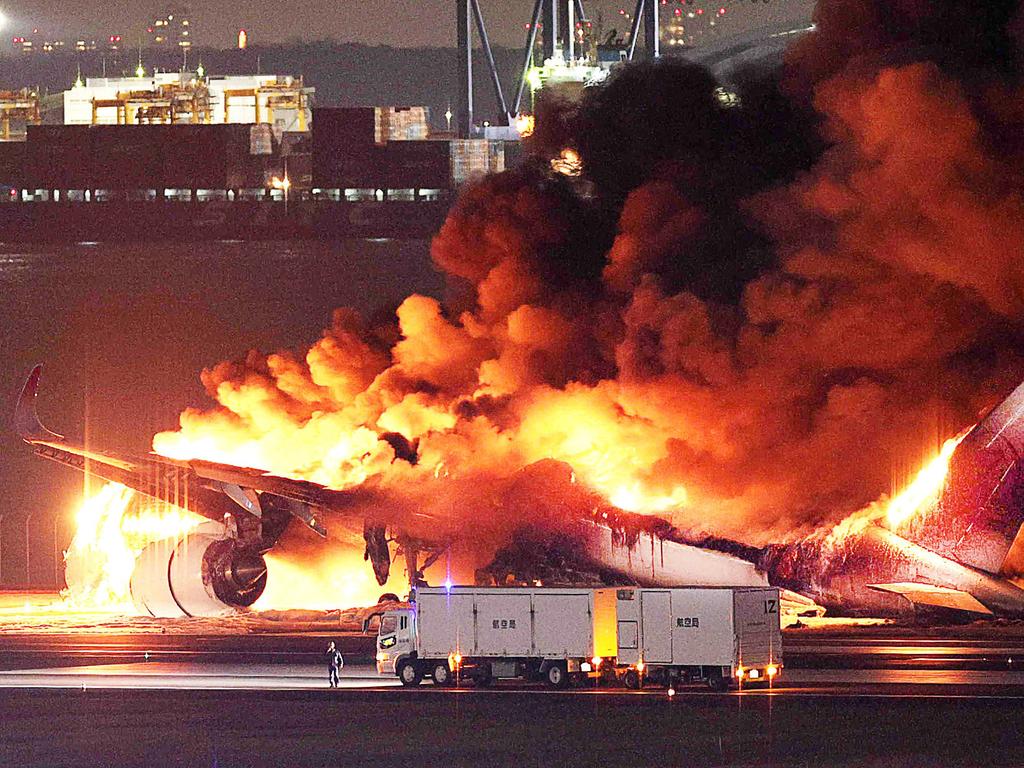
left=398, top=661, right=422, bottom=687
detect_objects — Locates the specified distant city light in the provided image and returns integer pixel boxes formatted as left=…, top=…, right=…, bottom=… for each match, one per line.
left=238, top=29, right=247, bottom=49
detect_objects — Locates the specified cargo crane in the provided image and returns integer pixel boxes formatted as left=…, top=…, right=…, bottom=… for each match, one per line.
left=90, top=82, right=212, bottom=125
left=223, top=80, right=310, bottom=131
left=0, top=89, right=41, bottom=141
left=455, top=0, right=660, bottom=137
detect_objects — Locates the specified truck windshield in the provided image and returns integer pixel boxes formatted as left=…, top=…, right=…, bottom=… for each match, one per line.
left=380, top=615, right=398, bottom=635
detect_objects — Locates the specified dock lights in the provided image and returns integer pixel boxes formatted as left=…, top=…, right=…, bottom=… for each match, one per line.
left=271, top=175, right=291, bottom=213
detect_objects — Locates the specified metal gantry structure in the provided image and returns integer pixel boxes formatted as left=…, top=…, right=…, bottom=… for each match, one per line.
left=627, top=0, right=660, bottom=62
left=455, top=0, right=661, bottom=137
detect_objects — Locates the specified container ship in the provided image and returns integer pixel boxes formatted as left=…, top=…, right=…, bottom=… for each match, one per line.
left=0, top=72, right=512, bottom=241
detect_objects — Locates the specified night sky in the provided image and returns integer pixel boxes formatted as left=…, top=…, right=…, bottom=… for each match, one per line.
left=2, top=0, right=814, bottom=49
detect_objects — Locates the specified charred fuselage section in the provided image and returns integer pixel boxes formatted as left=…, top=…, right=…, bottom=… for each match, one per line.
left=759, top=379, right=1024, bottom=617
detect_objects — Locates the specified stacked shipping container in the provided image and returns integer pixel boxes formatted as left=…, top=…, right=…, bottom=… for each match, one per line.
left=313, top=107, right=506, bottom=192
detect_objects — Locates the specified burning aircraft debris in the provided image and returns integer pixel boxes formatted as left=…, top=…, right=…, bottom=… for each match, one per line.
left=15, top=0, right=1024, bottom=618
left=18, top=365, right=1024, bottom=618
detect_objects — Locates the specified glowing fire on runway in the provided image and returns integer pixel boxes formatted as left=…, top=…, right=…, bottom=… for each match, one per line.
left=254, top=550, right=408, bottom=612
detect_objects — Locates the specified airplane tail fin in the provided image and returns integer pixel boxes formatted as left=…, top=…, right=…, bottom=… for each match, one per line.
left=900, top=379, right=1024, bottom=575
left=14, top=365, right=64, bottom=443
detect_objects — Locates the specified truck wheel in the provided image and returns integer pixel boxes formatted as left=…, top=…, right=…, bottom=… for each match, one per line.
left=546, top=663, right=568, bottom=689
left=623, top=669, right=642, bottom=690
left=432, top=662, right=453, bottom=687
left=398, top=661, right=422, bottom=687
left=707, top=673, right=728, bottom=692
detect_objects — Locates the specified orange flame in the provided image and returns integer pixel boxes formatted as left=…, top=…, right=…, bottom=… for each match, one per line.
left=254, top=550, right=410, bottom=612
left=827, top=429, right=971, bottom=545
left=884, top=431, right=968, bottom=528
left=62, top=481, right=204, bottom=611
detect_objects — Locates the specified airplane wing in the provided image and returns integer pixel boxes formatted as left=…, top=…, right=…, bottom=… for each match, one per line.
left=14, top=365, right=349, bottom=537
left=866, top=582, right=994, bottom=615
left=15, top=365, right=458, bottom=591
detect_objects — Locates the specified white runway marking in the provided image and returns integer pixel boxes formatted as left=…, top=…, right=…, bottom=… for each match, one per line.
left=0, top=662, right=400, bottom=691
left=2, top=662, right=1024, bottom=697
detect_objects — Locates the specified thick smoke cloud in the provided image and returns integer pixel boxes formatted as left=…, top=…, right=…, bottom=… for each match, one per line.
left=155, top=0, right=1024, bottom=573
left=784, top=0, right=1024, bottom=98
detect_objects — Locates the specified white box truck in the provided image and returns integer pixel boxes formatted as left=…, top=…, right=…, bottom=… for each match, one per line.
left=614, top=587, right=783, bottom=690
left=376, top=586, right=618, bottom=688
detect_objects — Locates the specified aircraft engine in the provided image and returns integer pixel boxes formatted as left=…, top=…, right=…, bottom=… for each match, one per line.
left=129, top=524, right=268, bottom=618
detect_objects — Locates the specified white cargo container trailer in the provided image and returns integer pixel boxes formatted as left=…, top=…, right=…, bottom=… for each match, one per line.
left=614, top=586, right=783, bottom=690
left=376, top=586, right=618, bottom=688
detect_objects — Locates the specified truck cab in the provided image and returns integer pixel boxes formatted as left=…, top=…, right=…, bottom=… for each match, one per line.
left=376, top=607, right=416, bottom=676
left=376, top=586, right=618, bottom=688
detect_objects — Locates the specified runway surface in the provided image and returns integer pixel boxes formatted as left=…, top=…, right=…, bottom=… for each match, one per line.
left=5, top=629, right=1024, bottom=671
left=5, top=681, right=1024, bottom=767
left=5, top=629, right=1024, bottom=765
left=5, top=660, right=1024, bottom=698
left=5, top=630, right=1024, bottom=696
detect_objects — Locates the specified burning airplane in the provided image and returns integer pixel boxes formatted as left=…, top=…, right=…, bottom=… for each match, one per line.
left=14, top=2, right=1024, bottom=620
left=16, top=366, right=770, bottom=617
left=16, top=365, right=1024, bottom=618
left=761, top=378, right=1024, bottom=616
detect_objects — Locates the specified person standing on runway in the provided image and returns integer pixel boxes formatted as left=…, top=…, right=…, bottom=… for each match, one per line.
left=326, top=641, right=344, bottom=688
